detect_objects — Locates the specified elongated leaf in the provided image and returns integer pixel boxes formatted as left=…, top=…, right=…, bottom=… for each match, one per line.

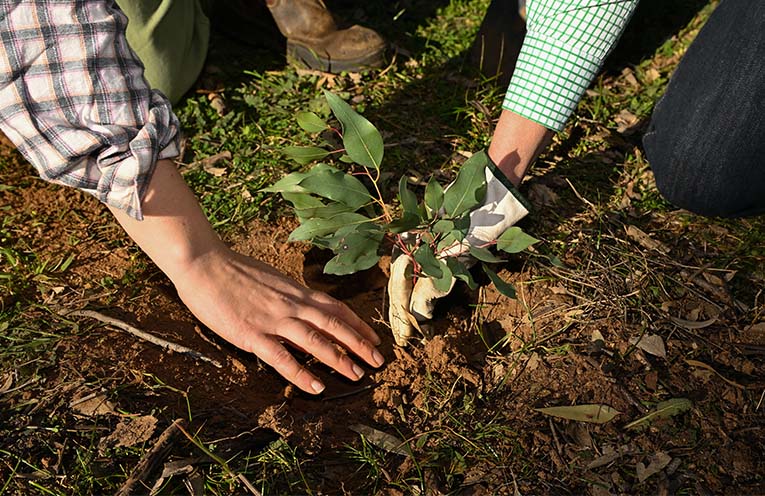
left=298, top=164, right=372, bottom=209
left=281, top=192, right=324, bottom=209
left=414, top=245, right=443, bottom=279
left=295, top=202, right=354, bottom=220
left=398, top=176, right=419, bottom=215
left=482, top=265, right=517, bottom=298
left=350, top=424, right=410, bottom=457
left=624, top=398, right=692, bottom=431
left=424, top=177, right=444, bottom=218
left=497, top=227, right=540, bottom=254
left=324, top=225, right=383, bottom=275
left=432, top=260, right=453, bottom=293
left=283, top=146, right=330, bottom=165
left=432, top=219, right=454, bottom=234
left=261, top=172, right=310, bottom=194
left=289, top=213, right=371, bottom=241
left=535, top=404, right=621, bottom=424
left=447, top=258, right=477, bottom=290
left=324, top=90, right=383, bottom=170
left=296, top=111, right=328, bottom=133
left=443, top=151, right=488, bottom=216
left=469, top=246, right=503, bottom=263
left=387, top=213, right=421, bottom=234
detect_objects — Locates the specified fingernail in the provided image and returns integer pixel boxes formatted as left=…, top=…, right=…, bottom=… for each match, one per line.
left=372, top=350, right=385, bottom=367
left=352, top=364, right=365, bottom=379
left=311, top=380, right=325, bottom=394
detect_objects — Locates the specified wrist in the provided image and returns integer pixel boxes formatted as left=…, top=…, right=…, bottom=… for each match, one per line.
left=488, top=109, right=554, bottom=186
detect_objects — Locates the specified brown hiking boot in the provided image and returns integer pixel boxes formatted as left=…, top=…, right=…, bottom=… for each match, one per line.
left=266, top=0, right=386, bottom=73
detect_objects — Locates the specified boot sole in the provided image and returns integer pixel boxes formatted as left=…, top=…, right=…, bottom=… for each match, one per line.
left=286, top=41, right=386, bottom=73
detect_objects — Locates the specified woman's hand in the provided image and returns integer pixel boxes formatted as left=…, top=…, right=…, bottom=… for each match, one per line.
left=174, top=246, right=383, bottom=394
left=109, top=159, right=383, bottom=394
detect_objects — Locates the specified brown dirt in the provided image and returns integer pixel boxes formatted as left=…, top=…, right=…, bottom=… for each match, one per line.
left=2, top=151, right=764, bottom=494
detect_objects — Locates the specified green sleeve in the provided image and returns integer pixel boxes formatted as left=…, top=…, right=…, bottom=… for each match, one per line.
left=503, top=0, right=639, bottom=131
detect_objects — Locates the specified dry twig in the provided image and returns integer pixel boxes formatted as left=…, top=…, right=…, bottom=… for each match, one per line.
left=57, top=308, right=223, bottom=369
left=115, top=419, right=186, bottom=496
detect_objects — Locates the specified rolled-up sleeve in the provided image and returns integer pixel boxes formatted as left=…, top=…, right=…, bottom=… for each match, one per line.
left=0, top=0, right=180, bottom=220
left=503, top=0, right=639, bottom=131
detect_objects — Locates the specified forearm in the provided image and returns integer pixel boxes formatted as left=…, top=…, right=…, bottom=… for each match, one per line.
left=107, top=159, right=224, bottom=283
left=488, top=109, right=553, bottom=186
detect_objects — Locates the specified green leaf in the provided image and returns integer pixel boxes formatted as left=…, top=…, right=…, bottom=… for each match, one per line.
left=535, top=404, right=621, bottom=424
left=261, top=172, right=310, bottom=194
left=289, top=213, right=372, bottom=241
left=446, top=258, right=477, bottom=290
left=624, top=398, right=692, bottom=431
left=436, top=232, right=459, bottom=253
left=443, top=151, right=488, bottom=217
left=323, top=225, right=383, bottom=275
left=431, top=219, right=454, bottom=234
left=386, top=213, right=421, bottom=234
left=283, top=146, right=330, bottom=165
left=298, top=164, right=372, bottom=209
left=414, top=245, right=443, bottom=279
left=497, top=227, right=540, bottom=254
left=398, top=176, right=419, bottom=215
left=424, top=177, right=444, bottom=218
left=324, top=90, right=383, bottom=170
left=469, top=246, right=503, bottom=263
left=482, top=265, right=517, bottom=298
left=339, top=154, right=355, bottom=163
left=295, top=202, right=354, bottom=220
left=296, top=111, right=328, bottom=133
left=432, top=260, right=453, bottom=293
left=281, top=192, right=324, bottom=209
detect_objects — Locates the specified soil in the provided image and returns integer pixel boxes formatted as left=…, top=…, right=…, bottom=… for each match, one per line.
left=2, top=151, right=764, bottom=494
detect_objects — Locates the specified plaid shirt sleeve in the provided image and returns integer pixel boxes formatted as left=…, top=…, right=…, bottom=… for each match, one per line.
left=503, top=0, right=639, bottom=131
left=0, top=1, right=180, bottom=220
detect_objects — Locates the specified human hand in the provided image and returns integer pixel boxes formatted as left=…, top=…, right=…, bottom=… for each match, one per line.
left=387, top=156, right=531, bottom=345
left=174, top=245, right=384, bottom=394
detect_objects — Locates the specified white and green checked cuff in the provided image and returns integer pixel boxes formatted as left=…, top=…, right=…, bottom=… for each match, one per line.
left=502, top=31, right=600, bottom=131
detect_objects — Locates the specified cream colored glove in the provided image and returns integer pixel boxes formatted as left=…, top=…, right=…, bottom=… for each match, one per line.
left=388, top=157, right=531, bottom=346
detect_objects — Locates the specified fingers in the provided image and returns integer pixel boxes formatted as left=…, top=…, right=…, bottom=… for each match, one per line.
left=253, top=335, right=327, bottom=395
left=308, top=291, right=381, bottom=346
left=275, top=318, right=369, bottom=382
left=297, top=303, right=385, bottom=370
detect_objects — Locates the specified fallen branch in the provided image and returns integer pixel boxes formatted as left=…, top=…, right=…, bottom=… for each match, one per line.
left=58, top=308, right=223, bottom=369
left=116, top=419, right=186, bottom=496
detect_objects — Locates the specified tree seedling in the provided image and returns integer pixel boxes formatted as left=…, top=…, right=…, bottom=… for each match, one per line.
left=262, top=90, right=539, bottom=298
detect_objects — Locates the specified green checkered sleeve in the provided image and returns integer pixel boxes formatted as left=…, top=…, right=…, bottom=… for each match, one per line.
left=503, top=0, right=639, bottom=131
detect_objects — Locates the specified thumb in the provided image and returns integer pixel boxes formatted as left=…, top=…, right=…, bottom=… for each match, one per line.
left=410, top=274, right=455, bottom=322
left=388, top=256, right=415, bottom=346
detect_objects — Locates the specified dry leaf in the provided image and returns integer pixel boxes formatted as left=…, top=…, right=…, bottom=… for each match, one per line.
left=350, top=424, right=410, bottom=456
left=615, top=109, right=640, bottom=134
left=625, top=225, right=669, bottom=253
left=0, top=372, right=13, bottom=394
left=685, top=359, right=745, bottom=389
left=535, top=404, right=620, bottom=424
left=528, top=183, right=560, bottom=207
left=630, top=334, right=667, bottom=358
left=99, top=415, right=157, bottom=451
left=645, top=67, right=661, bottom=83
left=587, top=444, right=635, bottom=469
left=670, top=316, right=718, bottom=330
left=624, top=398, right=692, bottom=431
left=636, top=452, right=672, bottom=482
left=70, top=393, right=116, bottom=417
